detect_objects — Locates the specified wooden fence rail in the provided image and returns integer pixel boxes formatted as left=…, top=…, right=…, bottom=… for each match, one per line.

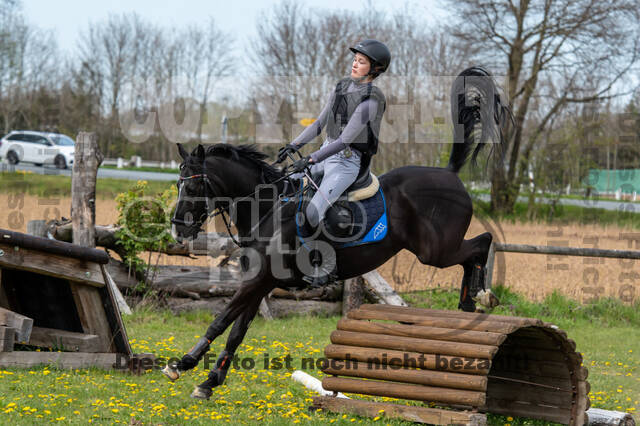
left=485, top=242, right=640, bottom=289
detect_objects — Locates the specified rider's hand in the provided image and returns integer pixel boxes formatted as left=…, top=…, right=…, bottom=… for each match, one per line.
left=291, top=156, right=313, bottom=173
left=276, top=143, right=298, bottom=163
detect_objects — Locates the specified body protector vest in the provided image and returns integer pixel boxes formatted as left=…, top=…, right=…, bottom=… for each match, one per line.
left=326, top=77, right=386, bottom=158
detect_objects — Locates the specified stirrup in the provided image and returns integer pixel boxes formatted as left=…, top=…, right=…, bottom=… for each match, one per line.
left=302, top=265, right=338, bottom=288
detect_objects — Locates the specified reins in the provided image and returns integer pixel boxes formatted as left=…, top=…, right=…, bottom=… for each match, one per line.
left=172, top=161, right=304, bottom=248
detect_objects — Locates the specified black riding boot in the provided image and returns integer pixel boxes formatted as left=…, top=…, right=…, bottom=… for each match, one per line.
left=296, top=212, right=338, bottom=288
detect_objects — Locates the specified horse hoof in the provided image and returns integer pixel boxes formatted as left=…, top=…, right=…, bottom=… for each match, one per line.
left=474, top=289, right=500, bottom=309
left=190, top=386, right=212, bottom=400
left=161, top=364, right=181, bottom=381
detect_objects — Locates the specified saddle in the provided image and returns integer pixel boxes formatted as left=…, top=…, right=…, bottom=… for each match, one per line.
left=297, top=167, right=388, bottom=248
left=345, top=172, right=379, bottom=202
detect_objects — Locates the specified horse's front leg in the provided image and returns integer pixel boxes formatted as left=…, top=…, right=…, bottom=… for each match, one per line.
left=190, top=293, right=264, bottom=399
left=162, top=275, right=273, bottom=382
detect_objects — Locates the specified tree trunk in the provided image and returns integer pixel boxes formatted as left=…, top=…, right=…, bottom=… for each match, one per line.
left=47, top=220, right=236, bottom=258
left=490, top=154, right=517, bottom=214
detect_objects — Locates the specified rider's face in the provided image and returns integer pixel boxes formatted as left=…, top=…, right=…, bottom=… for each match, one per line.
left=351, top=53, right=371, bottom=80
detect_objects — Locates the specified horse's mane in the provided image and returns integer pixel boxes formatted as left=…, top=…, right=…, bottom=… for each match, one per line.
left=206, top=144, right=282, bottom=183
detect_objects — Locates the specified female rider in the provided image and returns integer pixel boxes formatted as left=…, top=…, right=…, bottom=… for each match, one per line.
left=277, top=39, right=390, bottom=284
left=279, top=39, right=390, bottom=232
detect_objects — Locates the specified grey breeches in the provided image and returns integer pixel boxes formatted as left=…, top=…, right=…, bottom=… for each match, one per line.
left=304, top=148, right=361, bottom=228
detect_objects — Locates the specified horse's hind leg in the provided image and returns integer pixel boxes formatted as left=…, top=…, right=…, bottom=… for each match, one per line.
left=459, top=263, right=483, bottom=311
left=191, top=297, right=262, bottom=399
left=420, top=232, right=493, bottom=312
left=456, top=233, right=492, bottom=312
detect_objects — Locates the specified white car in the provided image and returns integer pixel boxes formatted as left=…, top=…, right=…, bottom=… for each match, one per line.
left=0, top=131, right=75, bottom=169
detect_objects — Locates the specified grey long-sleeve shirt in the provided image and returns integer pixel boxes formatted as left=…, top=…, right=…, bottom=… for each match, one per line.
left=291, top=79, right=379, bottom=163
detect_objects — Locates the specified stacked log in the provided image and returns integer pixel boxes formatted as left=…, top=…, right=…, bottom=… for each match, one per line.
left=104, top=258, right=408, bottom=318
left=313, top=304, right=591, bottom=426
left=159, top=274, right=346, bottom=318
left=38, top=220, right=407, bottom=317
left=46, top=220, right=236, bottom=259
left=107, top=259, right=398, bottom=318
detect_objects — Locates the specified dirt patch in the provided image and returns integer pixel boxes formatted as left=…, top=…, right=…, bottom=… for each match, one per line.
left=3, top=194, right=638, bottom=304
left=378, top=220, right=639, bottom=304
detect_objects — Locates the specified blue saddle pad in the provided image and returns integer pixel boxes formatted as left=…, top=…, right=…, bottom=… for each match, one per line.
left=338, top=187, right=388, bottom=248
left=296, top=186, right=388, bottom=249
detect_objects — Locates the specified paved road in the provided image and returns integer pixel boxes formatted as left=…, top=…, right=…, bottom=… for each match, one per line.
left=1, top=162, right=178, bottom=181
left=474, top=193, right=640, bottom=213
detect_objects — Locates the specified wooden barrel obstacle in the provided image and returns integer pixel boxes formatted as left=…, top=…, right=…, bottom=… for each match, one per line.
left=0, top=228, right=150, bottom=371
left=312, top=304, right=591, bottom=425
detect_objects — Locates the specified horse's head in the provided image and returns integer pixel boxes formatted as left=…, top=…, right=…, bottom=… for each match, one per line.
left=171, top=143, right=210, bottom=242
left=170, top=143, right=283, bottom=243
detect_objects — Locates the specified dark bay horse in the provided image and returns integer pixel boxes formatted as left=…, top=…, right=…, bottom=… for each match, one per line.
left=163, top=66, right=510, bottom=399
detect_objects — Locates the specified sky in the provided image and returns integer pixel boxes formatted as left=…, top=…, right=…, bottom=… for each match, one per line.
left=19, top=0, right=638, bottom=107
left=23, top=0, right=444, bottom=57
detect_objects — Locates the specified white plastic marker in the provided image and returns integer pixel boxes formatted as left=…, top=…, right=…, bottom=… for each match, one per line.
left=291, top=370, right=349, bottom=399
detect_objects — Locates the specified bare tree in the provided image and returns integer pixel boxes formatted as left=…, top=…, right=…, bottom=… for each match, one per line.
left=179, top=18, right=234, bottom=142
left=253, top=0, right=307, bottom=77
left=250, top=1, right=311, bottom=144
left=249, top=1, right=483, bottom=172
left=0, top=0, right=58, bottom=133
left=446, top=0, right=640, bottom=213
left=77, top=13, right=137, bottom=157
left=316, top=11, right=358, bottom=80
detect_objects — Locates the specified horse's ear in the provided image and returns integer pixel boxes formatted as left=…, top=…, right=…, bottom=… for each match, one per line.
left=177, top=143, right=188, bottom=160
left=196, top=144, right=205, bottom=160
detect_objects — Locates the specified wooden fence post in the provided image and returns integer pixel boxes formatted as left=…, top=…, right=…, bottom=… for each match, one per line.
left=484, top=242, right=496, bottom=289
left=342, top=277, right=364, bottom=316
left=361, top=270, right=407, bottom=306
left=69, top=133, right=130, bottom=315
left=71, top=132, right=103, bottom=247
left=484, top=242, right=640, bottom=291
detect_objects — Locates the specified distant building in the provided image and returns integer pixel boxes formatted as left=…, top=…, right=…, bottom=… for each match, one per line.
left=587, top=169, right=640, bottom=195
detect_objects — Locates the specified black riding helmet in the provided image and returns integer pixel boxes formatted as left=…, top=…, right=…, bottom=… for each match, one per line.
left=349, top=39, right=391, bottom=77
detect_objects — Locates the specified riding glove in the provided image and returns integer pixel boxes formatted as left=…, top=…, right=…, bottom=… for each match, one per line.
left=290, top=156, right=312, bottom=173
left=276, top=143, right=299, bottom=163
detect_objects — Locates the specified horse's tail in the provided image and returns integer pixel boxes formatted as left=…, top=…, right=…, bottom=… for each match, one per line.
left=446, top=66, right=512, bottom=174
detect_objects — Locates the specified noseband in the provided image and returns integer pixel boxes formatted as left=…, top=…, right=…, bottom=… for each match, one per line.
left=170, top=173, right=214, bottom=227
left=171, top=160, right=304, bottom=248
left=172, top=166, right=256, bottom=247
left=171, top=170, right=239, bottom=244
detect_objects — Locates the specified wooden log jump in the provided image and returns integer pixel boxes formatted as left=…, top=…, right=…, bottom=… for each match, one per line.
left=0, top=228, right=152, bottom=372
left=312, top=304, right=592, bottom=426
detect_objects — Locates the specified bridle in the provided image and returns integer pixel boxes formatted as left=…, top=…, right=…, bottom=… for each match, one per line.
left=171, top=169, right=246, bottom=247
left=171, top=164, right=244, bottom=247
left=171, top=161, right=304, bottom=248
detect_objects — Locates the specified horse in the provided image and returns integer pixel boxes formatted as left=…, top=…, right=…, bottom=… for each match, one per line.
left=163, top=66, right=510, bottom=399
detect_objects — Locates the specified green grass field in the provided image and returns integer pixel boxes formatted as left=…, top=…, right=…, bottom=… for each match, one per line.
left=101, top=165, right=179, bottom=174
left=0, top=171, right=173, bottom=199
left=472, top=197, right=640, bottom=229
left=0, top=287, right=637, bottom=425
left=0, top=171, right=638, bottom=424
